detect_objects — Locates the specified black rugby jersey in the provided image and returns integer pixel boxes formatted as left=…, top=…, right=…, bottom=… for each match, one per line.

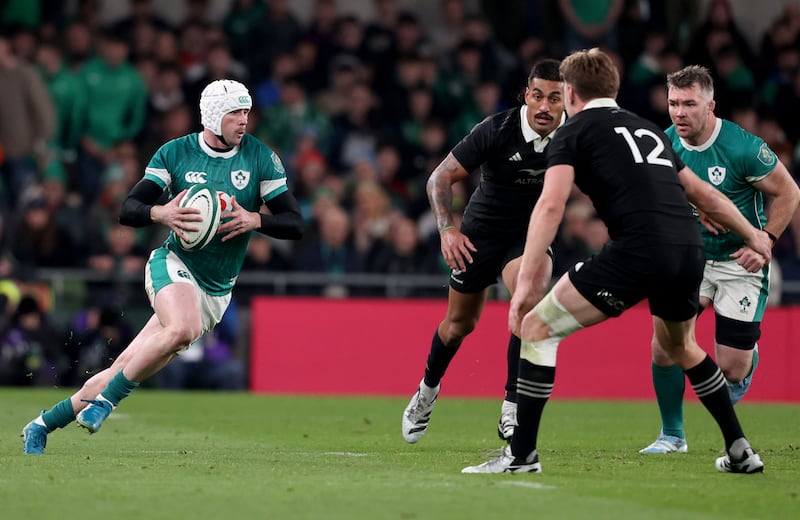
left=452, top=106, right=554, bottom=233
left=546, top=99, right=701, bottom=247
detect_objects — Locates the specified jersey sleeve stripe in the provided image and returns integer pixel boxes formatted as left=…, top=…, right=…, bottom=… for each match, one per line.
left=144, top=167, right=171, bottom=188
left=260, top=178, right=288, bottom=199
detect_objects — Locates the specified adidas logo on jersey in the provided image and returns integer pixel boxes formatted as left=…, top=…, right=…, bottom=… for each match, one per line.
left=508, top=152, right=522, bottom=162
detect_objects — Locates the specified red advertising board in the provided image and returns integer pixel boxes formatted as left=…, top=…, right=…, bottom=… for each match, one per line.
left=250, top=297, right=799, bottom=402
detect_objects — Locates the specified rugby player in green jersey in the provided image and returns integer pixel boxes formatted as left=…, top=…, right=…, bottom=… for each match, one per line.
left=22, top=80, right=303, bottom=454
left=640, top=66, right=800, bottom=454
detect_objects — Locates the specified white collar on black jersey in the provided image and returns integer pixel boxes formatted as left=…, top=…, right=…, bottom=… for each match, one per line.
left=520, top=105, right=564, bottom=153
left=584, top=98, right=619, bottom=109
left=677, top=117, right=722, bottom=152
left=197, top=132, right=241, bottom=158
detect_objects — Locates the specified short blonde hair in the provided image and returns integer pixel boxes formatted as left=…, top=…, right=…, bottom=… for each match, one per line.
left=559, top=48, right=620, bottom=100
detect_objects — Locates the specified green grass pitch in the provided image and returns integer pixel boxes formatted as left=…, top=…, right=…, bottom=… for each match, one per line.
left=2, top=388, right=798, bottom=520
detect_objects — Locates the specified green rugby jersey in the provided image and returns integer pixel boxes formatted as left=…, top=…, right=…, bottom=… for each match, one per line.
left=665, top=118, right=777, bottom=260
left=144, top=133, right=288, bottom=295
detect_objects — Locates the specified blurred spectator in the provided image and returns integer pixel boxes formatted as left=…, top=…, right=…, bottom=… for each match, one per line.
left=460, top=13, right=516, bottom=86
left=293, top=37, right=327, bottom=96
left=351, top=179, right=394, bottom=257
left=253, top=51, right=300, bottom=111
left=404, top=120, right=450, bottom=209
left=8, top=186, right=77, bottom=270
left=185, top=40, right=249, bottom=112
left=438, top=41, right=483, bottom=119
left=0, top=295, right=65, bottom=386
left=0, top=214, right=17, bottom=279
left=61, top=302, right=134, bottom=386
left=553, top=197, right=596, bottom=276
left=41, top=173, right=86, bottom=251
left=223, top=0, right=267, bottom=66
left=86, top=222, right=148, bottom=278
left=662, top=0, right=700, bottom=53
left=425, top=0, right=467, bottom=59
left=501, top=35, right=547, bottom=108
left=367, top=214, right=441, bottom=292
left=9, top=24, right=39, bottom=64
left=152, top=29, right=180, bottom=67
left=374, top=141, right=414, bottom=210
left=327, top=81, right=382, bottom=174
left=158, top=298, right=246, bottom=390
left=759, top=43, right=799, bottom=111
left=303, top=0, right=341, bottom=80
left=73, top=30, right=147, bottom=208
left=393, top=10, right=428, bottom=59
left=383, top=52, right=427, bottom=122
left=774, top=68, right=800, bottom=144
left=684, top=0, right=756, bottom=76
left=711, top=42, right=756, bottom=114
left=35, top=40, right=82, bottom=162
left=558, top=0, right=625, bottom=52
left=448, top=80, right=502, bottom=147
left=184, top=0, right=213, bottom=26
left=246, top=0, right=303, bottom=84
left=62, top=20, right=94, bottom=72
left=332, top=14, right=368, bottom=68
left=296, top=204, right=365, bottom=296
left=0, top=34, right=55, bottom=210
left=255, top=74, right=332, bottom=159
left=148, top=63, right=186, bottom=116
left=394, top=85, right=436, bottom=151
left=292, top=146, right=331, bottom=217
left=241, top=233, right=294, bottom=272
left=176, top=20, right=211, bottom=72
left=113, top=0, right=172, bottom=43
left=363, top=0, right=400, bottom=91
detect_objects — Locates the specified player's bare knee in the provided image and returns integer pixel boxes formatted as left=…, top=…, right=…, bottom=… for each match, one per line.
left=443, top=316, right=478, bottom=342
left=650, top=336, right=673, bottom=365
left=164, top=323, right=202, bottom=351
left=716, top=357, right=750, bottom=382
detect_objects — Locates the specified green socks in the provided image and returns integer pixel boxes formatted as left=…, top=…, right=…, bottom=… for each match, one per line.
left=40, top=398, right=77, bottom=432
left=100, top=370, right=140, bottom=406
left=652, top=363, right=686, bottom=438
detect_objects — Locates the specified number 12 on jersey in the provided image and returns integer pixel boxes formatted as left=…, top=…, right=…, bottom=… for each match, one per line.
left=614, top=127, right=673, bottom=168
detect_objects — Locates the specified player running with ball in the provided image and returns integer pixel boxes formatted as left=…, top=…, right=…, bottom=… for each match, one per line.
left=22, top=79, right=303, bottom=454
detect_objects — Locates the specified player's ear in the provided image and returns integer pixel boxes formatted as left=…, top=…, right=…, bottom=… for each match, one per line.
left=708, top=98, right=716, bottom=114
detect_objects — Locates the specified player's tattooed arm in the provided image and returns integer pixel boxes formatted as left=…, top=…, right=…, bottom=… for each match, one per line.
left=426, top=152, right=469, bottom=233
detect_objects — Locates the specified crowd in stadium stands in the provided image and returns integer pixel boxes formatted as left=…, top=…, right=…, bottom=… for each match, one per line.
left=2, top=0, right=800, bottom=386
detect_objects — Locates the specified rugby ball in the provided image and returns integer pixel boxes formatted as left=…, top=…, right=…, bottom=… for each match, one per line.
left=178, top=184, right=221, bottom=251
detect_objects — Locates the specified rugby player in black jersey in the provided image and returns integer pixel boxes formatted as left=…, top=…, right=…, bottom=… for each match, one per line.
left=462, top=48, right=771, bottom=475
left=401, top=59, right=565, bottom=444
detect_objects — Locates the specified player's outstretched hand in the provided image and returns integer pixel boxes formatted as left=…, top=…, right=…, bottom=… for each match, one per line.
left=218, top=196, right=258, bottom=242
left=439, top=227, right=476, bottom=271
left=152, top=189, right=202, bottom=242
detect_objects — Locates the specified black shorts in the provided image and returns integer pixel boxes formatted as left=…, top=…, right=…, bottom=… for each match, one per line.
left=449, top=225, right=552, bottom=294
left=568, top=242, right=704, bottom=321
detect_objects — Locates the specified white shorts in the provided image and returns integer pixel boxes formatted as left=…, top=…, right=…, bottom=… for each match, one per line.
left=144, top=247, right=231, bottom=337
left=700, top=259, right=769, bottom=322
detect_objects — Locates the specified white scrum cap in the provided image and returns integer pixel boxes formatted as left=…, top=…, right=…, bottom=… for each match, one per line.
left=199, top=79, right=252, bottom=135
